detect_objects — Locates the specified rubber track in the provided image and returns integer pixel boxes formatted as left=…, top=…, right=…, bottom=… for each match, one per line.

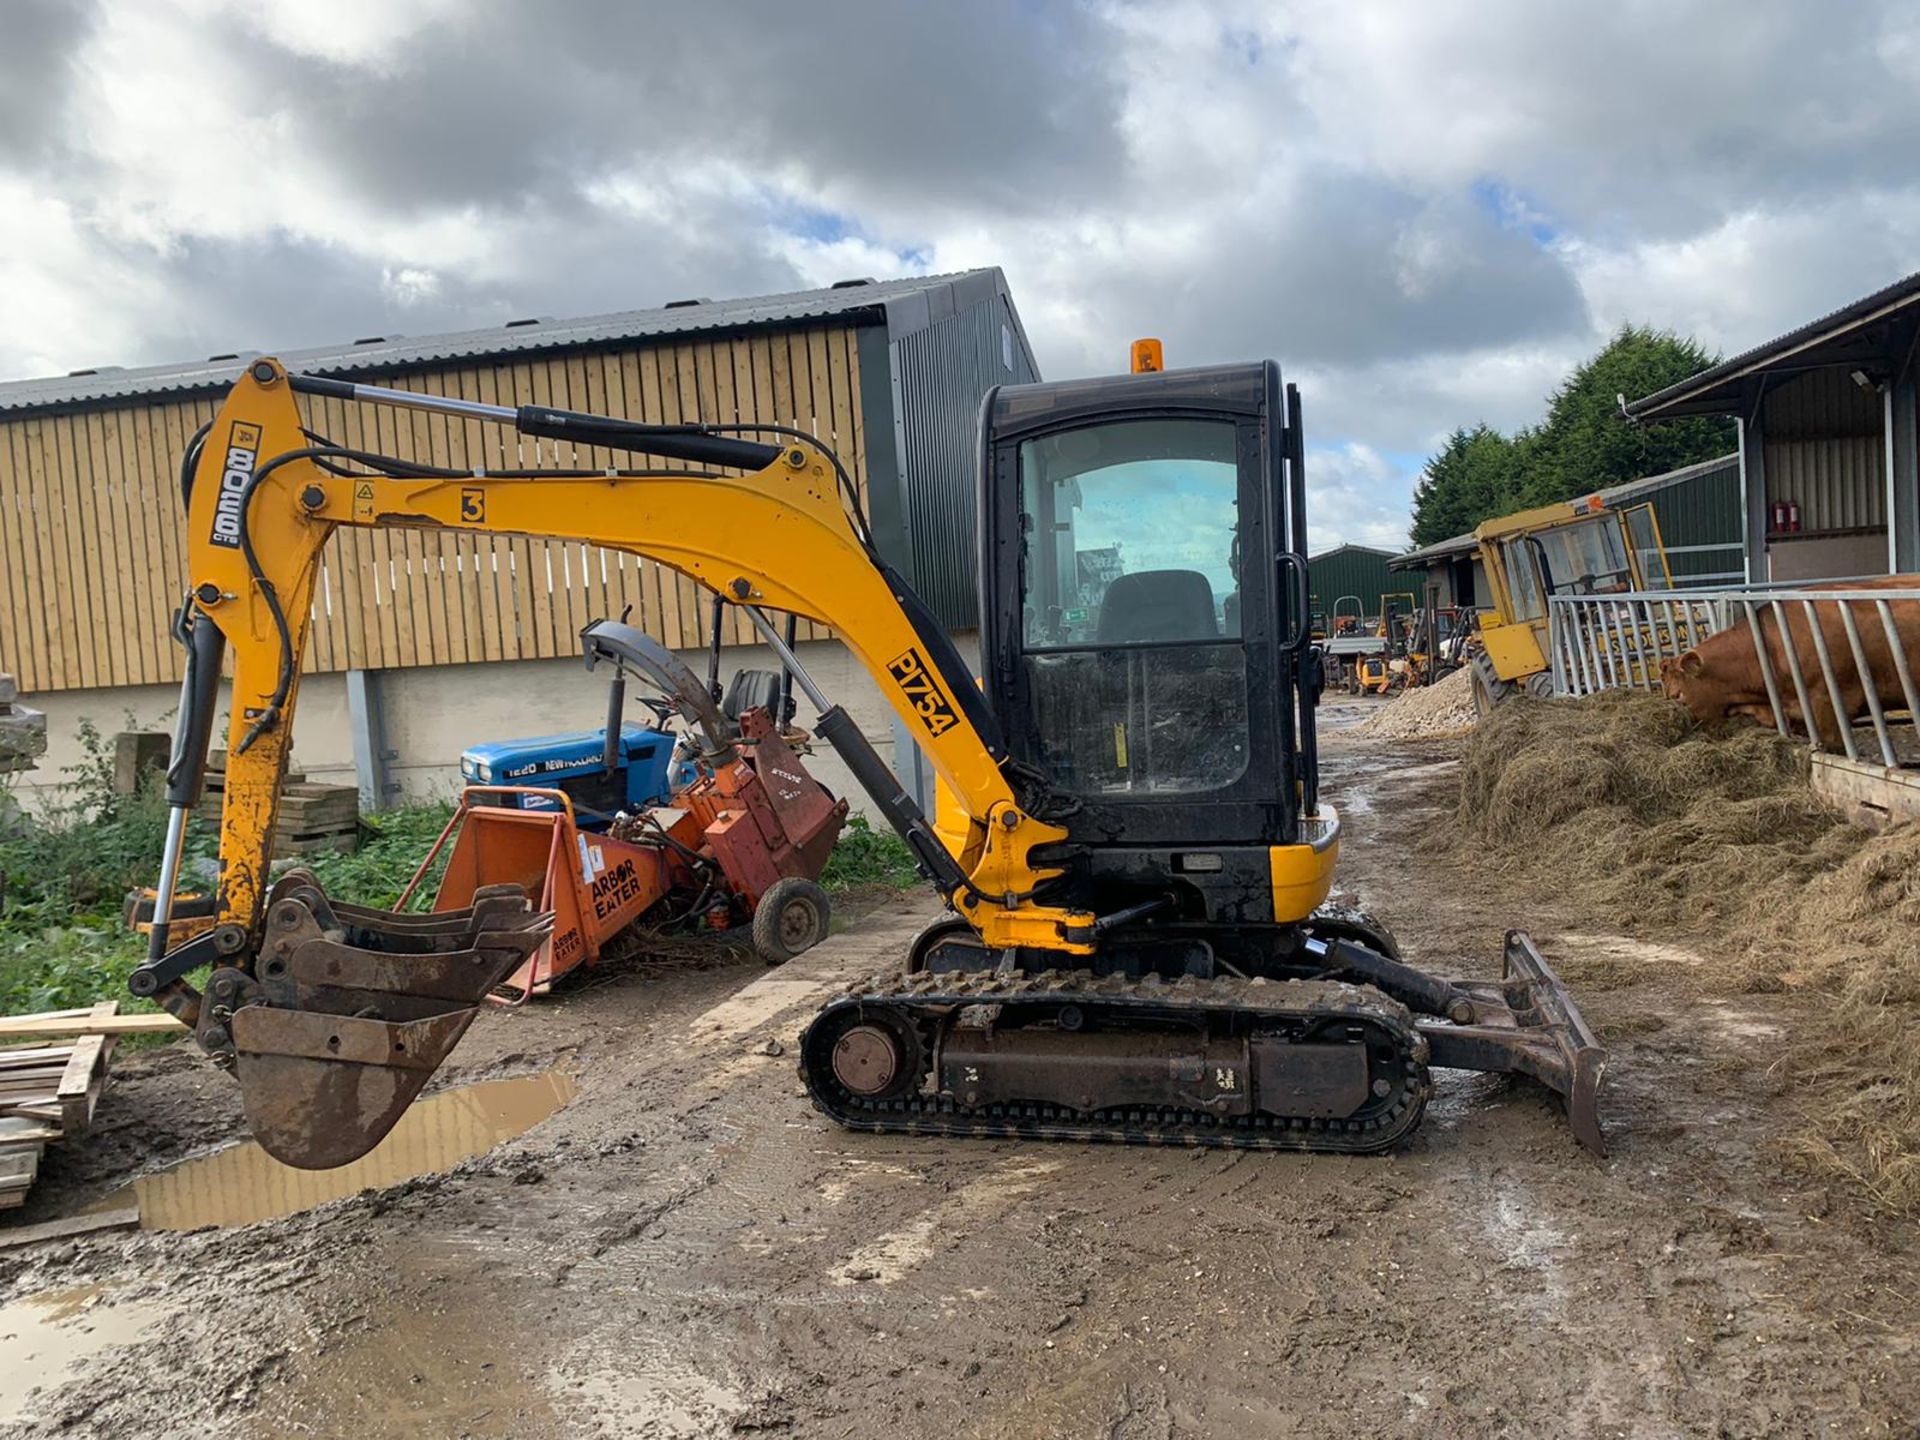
left=800, top=968, right=1434, bottom=1154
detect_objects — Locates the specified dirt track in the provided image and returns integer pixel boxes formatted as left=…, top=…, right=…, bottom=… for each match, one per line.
left=3, top=701, right=1917, bottom=1438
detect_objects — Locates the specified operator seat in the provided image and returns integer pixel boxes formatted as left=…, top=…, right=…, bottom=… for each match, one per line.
left=1097, top=570, right=1218, bottom=644
left=723, top=668, right=783, bottom=722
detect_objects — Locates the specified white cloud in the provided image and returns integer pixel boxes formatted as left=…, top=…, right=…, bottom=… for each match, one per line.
left=1305, top=443, right=1415, bottom=553
left=4, top=0, right=1920, bottom=553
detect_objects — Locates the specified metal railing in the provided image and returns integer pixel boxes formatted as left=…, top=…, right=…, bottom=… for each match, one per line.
left=1548, top=583, right=1920, bottom=768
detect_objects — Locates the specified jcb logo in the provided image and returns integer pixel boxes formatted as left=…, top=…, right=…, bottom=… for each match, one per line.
left=208, top=422, right=262, bottom=550
left=886, top=646, right=959, bottom=738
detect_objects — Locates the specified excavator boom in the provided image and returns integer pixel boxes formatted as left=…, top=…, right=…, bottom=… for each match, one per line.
left=135, top=360, right=1093, bottom=1166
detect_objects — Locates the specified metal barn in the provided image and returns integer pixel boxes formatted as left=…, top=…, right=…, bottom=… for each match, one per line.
left=1307, top=543, right=1407, bottom=625
left=0, top=271, right=1037, bottom=700
left=1625, top=270, right=1920, bottom=581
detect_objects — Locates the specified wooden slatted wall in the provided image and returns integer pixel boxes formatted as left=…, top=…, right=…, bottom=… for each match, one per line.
left=0, top=324, right=870, bottom=694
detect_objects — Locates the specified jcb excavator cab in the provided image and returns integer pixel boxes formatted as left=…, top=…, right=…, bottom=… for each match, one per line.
left=976, top=363, right=1324, bottom=951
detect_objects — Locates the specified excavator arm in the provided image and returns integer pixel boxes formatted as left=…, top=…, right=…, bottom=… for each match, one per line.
left=134, top=358, right=1089, bottom=1167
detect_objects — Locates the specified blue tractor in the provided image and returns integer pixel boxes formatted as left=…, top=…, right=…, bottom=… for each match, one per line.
left=459, top=722, right=697, bottom=832
left=458, top=606, right=794, bottom=833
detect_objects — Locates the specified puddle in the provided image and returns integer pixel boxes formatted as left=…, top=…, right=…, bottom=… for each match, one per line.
left=100, top=1072, right=576, bottom=1231
left=0, top=1284, right=170, bottom=1425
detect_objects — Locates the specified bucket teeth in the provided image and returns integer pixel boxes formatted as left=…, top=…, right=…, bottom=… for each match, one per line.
left=220, top=879, right=553, bottom=1169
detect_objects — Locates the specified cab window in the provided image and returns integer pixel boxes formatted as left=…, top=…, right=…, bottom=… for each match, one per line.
left=1017, top=418, right=1251, bottom=796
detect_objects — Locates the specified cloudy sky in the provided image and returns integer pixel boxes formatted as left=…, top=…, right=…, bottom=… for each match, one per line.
left=6, top=0, right=1920, bottom=550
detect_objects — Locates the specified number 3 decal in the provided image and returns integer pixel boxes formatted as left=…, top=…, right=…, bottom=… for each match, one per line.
left=459, top=488, right=486, bottom=523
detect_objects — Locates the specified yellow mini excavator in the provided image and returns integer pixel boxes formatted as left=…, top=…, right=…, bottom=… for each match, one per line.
left=134, top=356, right=1605, bottom=1169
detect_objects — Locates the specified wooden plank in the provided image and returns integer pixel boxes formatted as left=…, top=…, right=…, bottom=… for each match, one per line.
left=545, top=357, right=590, bottom=645
left=616, top=349, right=666, bottom=642
left=150, top=403, right=197, bottom=664
left=0, top=1047, right=78, bottom=1067
left=52, top=415, right=106, bottom=688
left=483, top=367, right=540, bottom=662
left=595, top=351, right=639, bottom=627
left=0, top=423, right=44, bottom=690
left=638, top=347, right=686, bottom=648
left=336, top=389, right=402, bottom=669
left=155, top=402, right=204, bottom=674
left=0, top=1115, right=63, bottom=1145
left=0, top=1206, right=141, bottom=1250
left=424, top=371, right=481, bottom=666
left=0, top=1078, right=62, bottom=1098
left=82, top=411, right=132, bottom=685
left=316, top=392, right=372, bottom=671
left=449, top=367, right=506, bottom=663
left=377, top=393, right=429, bottom=671
left=31, top=417, right=84, bottom=690
left=106, top=406, right=164, bottom=685
left=815, top=325, right=860, bottom=645
left=402, top=375, right=455, bottom=667
left=121, top=405, right=171, bottom=684
left=671, top=345, right=708, bottom=647
left=506, top=363, right=559, bottom=659
left=56, top=1004, right=115, bottom=1105
left=0, top=1013, right=187, bottom=1040
left=568, top=352, right=612, bottom=627
left=0, top=1146, right=41, bottom=1194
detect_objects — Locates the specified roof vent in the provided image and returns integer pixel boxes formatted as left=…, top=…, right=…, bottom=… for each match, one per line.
left=504, top=316, right=554, bottom=328
left=68, top=367, right=99, bottom=376
left=352, top=334, right=403, bottom=346
left=206, top=353, right=240, bottom=362
left=663, top=297, right=712, bottom=309
left=830, top=277, right=876, bottom=289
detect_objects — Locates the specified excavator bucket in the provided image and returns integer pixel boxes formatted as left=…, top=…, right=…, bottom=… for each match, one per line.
left=1421, top=931, right=1607, bottom=1153
left=207, top=870, right=553, bottom=1169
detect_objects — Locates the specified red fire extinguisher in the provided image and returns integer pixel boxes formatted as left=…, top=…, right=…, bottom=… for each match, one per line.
left=1785, top=498, right=1801, bottom=533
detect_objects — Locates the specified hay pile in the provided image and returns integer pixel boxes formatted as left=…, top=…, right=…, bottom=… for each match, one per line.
left=1453, top=690, right=1920, bottom=1211
left=1355, top=666, right=1476, bottom=740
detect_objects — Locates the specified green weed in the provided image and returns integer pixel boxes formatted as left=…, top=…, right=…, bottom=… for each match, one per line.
left=819, top=814, right=922, bottom=892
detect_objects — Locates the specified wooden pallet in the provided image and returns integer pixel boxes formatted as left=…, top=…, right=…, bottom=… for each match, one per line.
left=0, top=1002, right=120, bottom=1212
left=196, top=758, right=360, bottom=855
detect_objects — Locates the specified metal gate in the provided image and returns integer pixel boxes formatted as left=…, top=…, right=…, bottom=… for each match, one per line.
left=1549, top=584, right=1920, bottom=768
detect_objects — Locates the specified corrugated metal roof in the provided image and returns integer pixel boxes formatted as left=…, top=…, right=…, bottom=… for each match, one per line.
left=1624, top=269, right=1920, bottom=421
left=1389, top=452, right=1740, bottom=569
left=0, top=270, right=1010, bottom=416
left=1307, top=542, right=1399, bottom=563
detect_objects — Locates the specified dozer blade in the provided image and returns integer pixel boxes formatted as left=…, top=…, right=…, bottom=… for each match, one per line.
left=207, top=876, right=552, bottom=1169
left=1420, top=930, right=1607, bottom=1153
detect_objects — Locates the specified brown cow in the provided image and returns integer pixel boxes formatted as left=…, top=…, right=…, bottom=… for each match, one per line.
left=1659, top=574, right=1920, bottom=743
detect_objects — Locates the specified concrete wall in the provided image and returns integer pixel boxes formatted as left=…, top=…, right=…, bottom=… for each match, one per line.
left=10, top=632, right=981, bottom=822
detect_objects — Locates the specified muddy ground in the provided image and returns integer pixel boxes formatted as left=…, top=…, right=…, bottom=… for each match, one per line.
left=3, top=700, right=1916, bottom=1438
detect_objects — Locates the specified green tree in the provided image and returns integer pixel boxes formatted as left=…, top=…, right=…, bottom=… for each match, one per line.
left=1409, top=423, right=1523, bottom=546
left=1519, top=324, right=1734, bottom=505
left=1407, top=325, right=1734, bottom=542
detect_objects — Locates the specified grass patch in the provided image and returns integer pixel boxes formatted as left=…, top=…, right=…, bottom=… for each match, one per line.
left=820, top=815, right=922, bottom=892
left=301, top=802, right=455, bottom=911
left=0, top=721, right=458, bottom=1019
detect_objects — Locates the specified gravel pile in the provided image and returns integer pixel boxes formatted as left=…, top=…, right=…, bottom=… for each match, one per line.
left=1353, top=667, right=1476, bottom=740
